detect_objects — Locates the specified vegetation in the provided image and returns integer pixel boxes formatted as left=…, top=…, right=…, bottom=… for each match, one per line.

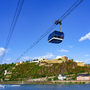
left=47, top=78, right=52, bottom=81
left=0, top=60, right=90, bottom=81
left=53, top=76, right=58, bottom=80
left=58, top=58, right=62, bottom=60
left=0, top=63, right=15, bottom=80
left=33, top=59, right=38, bottom=61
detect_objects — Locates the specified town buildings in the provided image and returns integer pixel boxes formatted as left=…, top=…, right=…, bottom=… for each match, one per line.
left=4, top=70, right=12, bottom=81
left=77, top=74, right=90, bottom=80
left=16, top=62, right=20, bottom=66
left=16, top=61, right=24, bottom=66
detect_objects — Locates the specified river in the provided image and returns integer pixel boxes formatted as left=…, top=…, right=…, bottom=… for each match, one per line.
left=0, top=84, right=90, bottom=90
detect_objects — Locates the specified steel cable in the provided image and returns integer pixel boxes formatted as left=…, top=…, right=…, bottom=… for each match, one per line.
left=13, top=0, right=83, bottom=63
left=1, top=0, right=25, bottom=63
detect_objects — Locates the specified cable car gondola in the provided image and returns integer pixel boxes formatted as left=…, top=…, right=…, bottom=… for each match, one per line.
left=48, top=20, right=64, bottom=44
left=48, top=30, right=64, bottom=44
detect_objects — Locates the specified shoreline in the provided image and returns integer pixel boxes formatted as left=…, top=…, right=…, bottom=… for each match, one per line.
left=0, top=80, right=90, bottom=84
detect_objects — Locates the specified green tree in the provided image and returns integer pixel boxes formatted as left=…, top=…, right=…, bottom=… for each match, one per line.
left=53, top=76, right=58, bottom=80
left=58, top=58, right=62, bottom=60
left=47, top=78, right=52, bottom=81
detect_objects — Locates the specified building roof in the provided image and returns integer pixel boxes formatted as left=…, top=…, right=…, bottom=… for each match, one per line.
left=58, top=74, right=66, bottom=77
left=77, top=74, right=90, bottom=77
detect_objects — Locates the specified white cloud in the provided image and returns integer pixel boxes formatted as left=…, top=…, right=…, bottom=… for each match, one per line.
left=0, top=47, right=9, bottom=57
left=56, top=55, right=66, bottom=59
left=41, top=53, right=54, bottom=59
left=0, top=47, right=6, bottom=57
left=22, top=56, right=32, bottom=60
left=68, top=45, right=73, bottom=48
left=22, top=53, right=54, bottom=61
left=58, top=49, right=69, bottom=52
left=75, top=60, right=80, bottom=62
left=6, top=58, right=11, bottom=61
left=84, top=54, right=89, bottom=57
left=1, top=58, right=13, bottom=64
left=79, top=32, right=90, bottom=41
left=85, top=59, right=90, bottom=64
left=56, top=56, right=62, bottom=59
left=75, top=60, right=83, bottom=62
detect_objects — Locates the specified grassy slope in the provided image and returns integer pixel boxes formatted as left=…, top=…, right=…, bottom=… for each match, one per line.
left=9, top=61, right=90, bottom=81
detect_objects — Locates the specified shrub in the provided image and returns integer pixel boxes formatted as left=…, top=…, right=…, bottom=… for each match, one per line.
left=58, top=58, right=62, bottom=60
left=21, top=78, right=24, bottom=81
left=68, top=72, right=73, bottom=74
left=53, top=76, right=58, bottom=80
left=63, top=73, right=68, bottom=75
left=82, top=82, right=85, bottom=84
left=41, top=74, right=46, bottom=77
left=69, top=82, right=72, bottom=84
left=80, top=70, right=84, bottom=73
left=33, top=59, right=38, bottom=61
left=63, top=78, right=66, bottom=80
left=47, top=78, right=52, bottom=81
left=31, top=77, right=34, bottom=79
left=75, top=82, right=77, bottom=84
left=72, top=77, right=75, bottom=80
left=87, top=71, right=89, bottom=74
left=79, top=82, right=82, bottom=84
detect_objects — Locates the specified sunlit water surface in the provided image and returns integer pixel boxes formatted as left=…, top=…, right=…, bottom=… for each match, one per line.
left=0, top=84, right=90, bottom=90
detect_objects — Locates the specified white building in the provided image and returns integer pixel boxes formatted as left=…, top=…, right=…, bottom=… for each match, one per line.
left=16, top=62, right=20, bottom=66
left=58, top=74, right=66, bottom=80
left=4, top=70, right=8, bottom=75
left=31, top=61, right=40, bottom=63
left=20, top=61, right=24, bottom=64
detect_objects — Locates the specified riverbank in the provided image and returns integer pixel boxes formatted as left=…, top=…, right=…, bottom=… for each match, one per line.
left=0, top=80, right=90, bottom=84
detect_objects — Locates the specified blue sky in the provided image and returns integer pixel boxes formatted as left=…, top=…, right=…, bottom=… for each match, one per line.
left=0, top=0, right=90, bottom=64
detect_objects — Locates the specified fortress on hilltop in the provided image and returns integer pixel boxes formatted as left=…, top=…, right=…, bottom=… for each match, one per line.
left=15, top=56, right=85, bottom=67
left=39, top=56, right=85, bottom=67
left=39, top=56, right=73, bottom=66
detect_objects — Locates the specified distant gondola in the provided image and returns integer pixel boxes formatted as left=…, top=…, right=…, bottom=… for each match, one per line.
left=48, top=30, right=64, bottom=44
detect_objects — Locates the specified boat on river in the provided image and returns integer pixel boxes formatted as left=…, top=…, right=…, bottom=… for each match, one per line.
left=0, top=84, right=6, bottom=88
left=11, top=85, right=21, bottom=86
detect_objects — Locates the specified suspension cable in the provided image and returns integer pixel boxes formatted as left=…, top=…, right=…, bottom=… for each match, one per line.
left=14, top=0, right=83, bottom=63
left=60, top=0, right=83, bottom=21
left=1, top=0, right=25, bottom=64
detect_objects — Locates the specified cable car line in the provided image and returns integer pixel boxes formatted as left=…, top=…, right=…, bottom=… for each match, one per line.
left=58, top=0, right=83, bottom=21
left=14, top=0, right=83, bottom=63
left=1, top=0, right=25, bottom=64
left=48, top=0, right=83, bottom=44
left=15, top=24, right=56, bottom=62
left=4, top=0, right=20, bottom=51
left=60, top=0, right=83, bottom=21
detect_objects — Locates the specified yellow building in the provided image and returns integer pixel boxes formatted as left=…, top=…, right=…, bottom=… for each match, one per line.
left=76, top=62, right=84, bottom=66
left=84, top=64, right=87, bottom=67
left=68, top=59, right=73, bottom=62
left=40, top=59, right=59, bottom=64
left=39, top=56, right=69, bottom=66
left=61, top=56, right=68, bottom=62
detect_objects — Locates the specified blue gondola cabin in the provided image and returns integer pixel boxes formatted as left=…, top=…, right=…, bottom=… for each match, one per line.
left=48, top=30, right=64, bottom=44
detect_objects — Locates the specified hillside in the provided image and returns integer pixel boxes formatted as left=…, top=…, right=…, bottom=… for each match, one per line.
left=0, top=63, right=15, bottom=80
left=0, top=60, right=90, bottom=81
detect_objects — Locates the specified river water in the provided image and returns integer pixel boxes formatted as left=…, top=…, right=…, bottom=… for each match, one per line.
left=0, top=84, right=90, bottom=90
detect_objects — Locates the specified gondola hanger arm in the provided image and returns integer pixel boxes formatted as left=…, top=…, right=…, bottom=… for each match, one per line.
left=54, top=20, right=62, bottom=32
left=54, top=20, right=62, bottom=25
